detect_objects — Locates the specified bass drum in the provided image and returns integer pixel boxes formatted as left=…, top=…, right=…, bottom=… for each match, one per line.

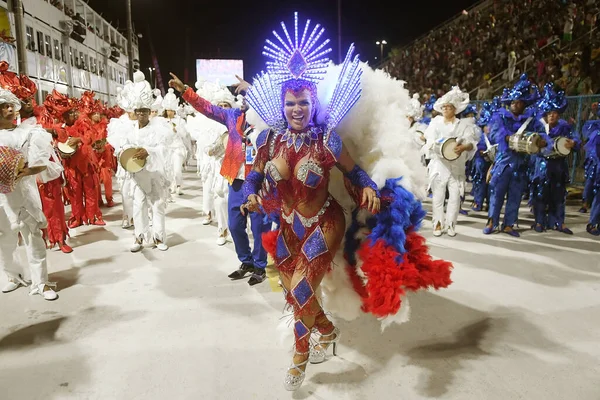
left=508, top=132, right=541, bottom=154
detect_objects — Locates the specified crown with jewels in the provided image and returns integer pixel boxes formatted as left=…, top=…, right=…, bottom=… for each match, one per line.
left=247, top=12, right=362, bottom=131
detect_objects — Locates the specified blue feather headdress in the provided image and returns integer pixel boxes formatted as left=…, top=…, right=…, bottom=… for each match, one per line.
left=500, top=74, right=540, bottom=105
left=537, top=83, right=568, bottom=115
left=246, top=12, right=362, bottom=131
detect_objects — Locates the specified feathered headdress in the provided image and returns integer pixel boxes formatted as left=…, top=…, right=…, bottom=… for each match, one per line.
left=406, top=93, right=424, bottom=120
left=537, top=83, right=568, bottom=115
left=0, top=88, right=21, bottom=111
left=500, top=74, right=540, bottom=105
left=119, top=71, right=154, bottom=110
left=151, top=88, right=163, bottom=112
left=80, top=91, right=104, bottom=115
left=0, top=61, right=37, bottom=101
left=433, top=86, right=470, bottom=114
left=246, top=12, right=362, bottom=131
left=161, top=88, right=179, bottom=111
left=44, top=90, right=79, bottom=118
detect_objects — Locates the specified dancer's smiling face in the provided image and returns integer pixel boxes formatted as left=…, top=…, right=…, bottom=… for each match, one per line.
left=284, top=89, right=313, bottom=131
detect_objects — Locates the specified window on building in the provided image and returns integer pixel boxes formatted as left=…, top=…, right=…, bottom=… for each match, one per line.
left=45, top=35, right=52, bottom=58
left=26, top=26, right=34, bottom=51
left=70, top=47, right=75, bottom=66
left=36, top=31, right=44, bottom=55
left=53, top=39, right=60, bottom=60
left=60, top=43, right=66, bottom=63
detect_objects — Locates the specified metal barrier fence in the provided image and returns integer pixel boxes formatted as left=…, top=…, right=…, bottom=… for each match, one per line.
left=472, top=95, right=600, bottom=185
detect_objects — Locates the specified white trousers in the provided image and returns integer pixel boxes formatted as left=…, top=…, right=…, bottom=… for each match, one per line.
left=214, top=186, right=229, bottom=235
left=203, top=180, right=214, bottom=217
left=172, top=152, right=185, bottom=188
left=0, top=211, right=48, bottom=287
left=133, top=185, right=166, bottom=243
left=121, top=175, right=134, bottom=221
left=431, top=174, right=461, bottom=228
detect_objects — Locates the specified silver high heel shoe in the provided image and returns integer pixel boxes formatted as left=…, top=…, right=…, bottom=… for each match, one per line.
left=309, top=327, right=340, bottom=364
left=283, top=355, right=309, bottom=391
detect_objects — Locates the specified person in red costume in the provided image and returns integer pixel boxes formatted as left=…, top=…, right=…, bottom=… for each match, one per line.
left=45, top=91, right=105, bottom=228
left=80, top=92, right=115, bottom=207
left=0, top=62, right=73, bottom=253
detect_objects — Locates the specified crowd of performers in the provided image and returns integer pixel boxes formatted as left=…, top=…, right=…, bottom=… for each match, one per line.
left=409, top=73, right=600, bottom=238
left=0, top=11, right=598, bottom=393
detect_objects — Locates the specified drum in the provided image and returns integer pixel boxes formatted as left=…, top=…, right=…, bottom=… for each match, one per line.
left=57, top=141, right=77, bottom=158
left=119, top=148, right=146, bottom=173
left=0, top=146, right=25, bottom=194
left=483, top=144, right=498, bottom=163
left=545, top=136, right=571, bottom=158
left=434, top=137, right=460, bottom=161
left=508, top=132, right=541, bottom=154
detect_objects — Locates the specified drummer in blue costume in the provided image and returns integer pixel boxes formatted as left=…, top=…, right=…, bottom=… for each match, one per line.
left=470, top=100, right=499, bottom=211
left=581, top=108, right=600, bottom=215
left=530, top=83, right=579, bottom=234
left=584, top=112, right=600, bottom=235
left=484, top=74, right=545, bottom=237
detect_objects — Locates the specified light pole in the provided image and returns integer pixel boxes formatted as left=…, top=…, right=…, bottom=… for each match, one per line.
left=126, top=0, right=134, bottom=80
left=376, top=40, right=387, bottom=61
left=148, top=67, right=156, bottom=88
left=12, top=0, right=27, bottom=74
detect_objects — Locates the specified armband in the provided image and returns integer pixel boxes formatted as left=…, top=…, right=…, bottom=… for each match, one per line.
left=242, top=170, right=264, bottom=203
left=345, top=165, right=380, bottom=197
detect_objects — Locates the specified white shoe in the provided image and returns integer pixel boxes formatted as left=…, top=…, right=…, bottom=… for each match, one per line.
left=447, top=224, right=456, bottom=237
left=154, top=241, right=168, bottom=251
left=130, top=240, right=143, bottom=252
left=216, top=236, right=227, bottom=246
left=177, top=186, right=183, bottom=195
left=433, top=228, right=442, bottom=237
left=202, top=217, right=212, bottom=226
left=30, top=283, right=58, bottom=301
left=122, top=218, right=133, bottom=229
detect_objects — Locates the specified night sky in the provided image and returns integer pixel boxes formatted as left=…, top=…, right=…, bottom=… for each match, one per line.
left=88, top=0, right=480, bottom=87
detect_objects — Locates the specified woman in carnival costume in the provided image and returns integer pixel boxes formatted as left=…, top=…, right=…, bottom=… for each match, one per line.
left=422, top=87, right=479, bottom=237
left=0, top=88, right=62, bottom=300
left=530, top=83, right=579, bottom=234
left=406, top=93, right=427, bottom=166
left=240, top=13, right=453, bottom=390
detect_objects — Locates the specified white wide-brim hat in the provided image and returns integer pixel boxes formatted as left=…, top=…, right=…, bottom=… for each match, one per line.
left=433, top=86, right=469, bottom=115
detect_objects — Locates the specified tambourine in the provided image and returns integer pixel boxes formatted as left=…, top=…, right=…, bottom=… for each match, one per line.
left=434, top=137, right=460, bottom=161
left=0, top=146, right=47, bottom=194
left=119, top=148, right=146, bottom=173
left=57, top=140, right=77, bottom=158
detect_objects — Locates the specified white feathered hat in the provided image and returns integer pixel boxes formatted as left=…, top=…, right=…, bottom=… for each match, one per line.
left=161, top=88, right=180, bottom=111
left=0, top=88, right=21, bottom=111
left=150, top=89, right=163, bottom=112
left=196, top=80, right=240, bottom=108
left=406, top=93, right=424, bottom=120
left=433, top=86, right=470, bottom=114
left=120, top=71, right=154, bottom=110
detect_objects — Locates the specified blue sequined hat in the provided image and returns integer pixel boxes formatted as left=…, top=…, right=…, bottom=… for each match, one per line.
left=459, top=103, right=478, bottom=117
left=424, top=94, right=437, bottom=113
left=500, top=74, right=540, bottom=106
left=537, top=83, right=568, bottom=115
left=477, top=102, right=493, bottom=127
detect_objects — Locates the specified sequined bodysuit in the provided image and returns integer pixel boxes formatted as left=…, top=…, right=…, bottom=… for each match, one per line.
left=256, top=125, right=345, bottom=287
